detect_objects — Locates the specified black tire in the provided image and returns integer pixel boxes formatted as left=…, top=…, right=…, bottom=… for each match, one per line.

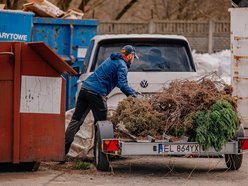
left=224, top=124, right=245, bottom=170
left=94, top=129, right=110, bottom=171
left=225, top=154, right=243, bottom=170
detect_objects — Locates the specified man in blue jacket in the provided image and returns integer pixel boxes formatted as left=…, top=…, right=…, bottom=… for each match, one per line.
left=64, top=45, right=138, bottom=156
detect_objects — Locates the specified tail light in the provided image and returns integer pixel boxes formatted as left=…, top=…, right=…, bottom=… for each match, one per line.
left=102, top=139, right=119, bottom=152
left=240, top=139, right=248, bottom=150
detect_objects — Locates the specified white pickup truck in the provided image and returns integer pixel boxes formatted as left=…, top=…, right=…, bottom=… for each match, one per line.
left=78, top=34, right=196, bottom=108
left=75, top=33, right=248, bottom=171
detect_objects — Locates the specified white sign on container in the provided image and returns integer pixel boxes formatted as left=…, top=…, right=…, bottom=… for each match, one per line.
left=20, top=76, right=62, bottom=114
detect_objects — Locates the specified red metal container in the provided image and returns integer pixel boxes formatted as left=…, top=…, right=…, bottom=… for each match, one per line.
left=0, top=42, right=77, bottom=166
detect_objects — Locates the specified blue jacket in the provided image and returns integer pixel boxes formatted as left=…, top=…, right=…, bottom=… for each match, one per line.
left=82, top=53, right=136, bottom=97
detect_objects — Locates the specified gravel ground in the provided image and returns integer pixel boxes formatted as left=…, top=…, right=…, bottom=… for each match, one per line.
left=1, top=154, right=248, bottom=186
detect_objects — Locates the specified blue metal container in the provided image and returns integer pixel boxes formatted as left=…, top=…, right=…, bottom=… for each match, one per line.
left=33, top=17, right=98, bottom=110
left=0, top=10, right=34, bottom=42
left=0, top=10, right=98, bottom=110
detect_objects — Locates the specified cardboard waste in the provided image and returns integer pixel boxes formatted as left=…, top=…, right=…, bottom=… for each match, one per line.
left=23, top=0, right=64, bottom=18
left=0, top=0, right=84, bottom=19
left=23, top=0, right=84, bottom=19
left=61, top=8, right=84, bottom=19
left=0, top=4, right=5, bottom=10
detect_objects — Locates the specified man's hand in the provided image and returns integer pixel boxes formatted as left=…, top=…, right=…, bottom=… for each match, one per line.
left=132, top=91, right=142, bottom=98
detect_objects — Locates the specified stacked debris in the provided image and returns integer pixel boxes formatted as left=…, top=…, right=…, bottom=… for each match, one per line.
left=23, top=0, right=64, bottom=18
left=111, top=74, right=240, bottom=151
left=23, top=0, right=84, bottom=19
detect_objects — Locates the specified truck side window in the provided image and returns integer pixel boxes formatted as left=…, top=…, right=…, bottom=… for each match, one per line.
left=83, top=40, right=94, bottom=73
left=91, top=45, right=122, bottom=72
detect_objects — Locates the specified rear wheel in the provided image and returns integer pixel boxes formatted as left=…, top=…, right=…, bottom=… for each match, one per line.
left=225, top=124, right=244, bottom=170
left=94, top=121, right=114, bottom=171
left=94, top=129, right=109, bottom=171
left=225, top=154, right=243, bottom=170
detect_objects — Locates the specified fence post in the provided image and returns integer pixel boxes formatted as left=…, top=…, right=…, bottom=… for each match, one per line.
left=148, top=20, right=155, bottom=34
left=208, top=20, right=214, bottom=53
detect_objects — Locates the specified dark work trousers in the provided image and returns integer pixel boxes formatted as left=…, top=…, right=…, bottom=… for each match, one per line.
left=64, top=87, right=107, bottom=156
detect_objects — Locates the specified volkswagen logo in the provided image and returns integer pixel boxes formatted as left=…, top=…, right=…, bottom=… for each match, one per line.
left=140, top=80, right=148, bottom=88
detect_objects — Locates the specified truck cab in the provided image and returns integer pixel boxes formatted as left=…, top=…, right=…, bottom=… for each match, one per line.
left=78, top=34, right=197, bottom=108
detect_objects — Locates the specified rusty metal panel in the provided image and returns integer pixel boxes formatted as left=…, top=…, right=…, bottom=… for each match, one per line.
left=233, top=38, right=248, bottom=56
left=232, top=77, right=248, bottom=97
left=230, top=8, right=248, bottom=128
left=232, top=59, right=248, bottom=80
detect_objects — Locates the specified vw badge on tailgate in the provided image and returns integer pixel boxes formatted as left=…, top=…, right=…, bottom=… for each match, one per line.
left=140, top=80, right=148, bottom=88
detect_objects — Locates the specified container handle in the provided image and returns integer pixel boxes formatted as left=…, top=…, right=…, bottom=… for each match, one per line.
left=0, top=52, right=15, bottom=64
left=0, top=52, right=14, bottom=56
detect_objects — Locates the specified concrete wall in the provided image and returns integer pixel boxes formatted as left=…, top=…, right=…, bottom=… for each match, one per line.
left=98, top=20, right=230, bottom=53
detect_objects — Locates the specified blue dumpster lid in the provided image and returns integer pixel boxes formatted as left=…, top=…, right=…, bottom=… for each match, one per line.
left=28, top=42, right=78, bottom=76
left=0, top=9, right=34, bottom=15
left=33, top=17, right=98, bottom=26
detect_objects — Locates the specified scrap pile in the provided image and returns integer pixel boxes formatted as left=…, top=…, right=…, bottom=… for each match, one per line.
left=22, top=0, right=84, bottom=19
left=111, top=74, right=240, bottom=151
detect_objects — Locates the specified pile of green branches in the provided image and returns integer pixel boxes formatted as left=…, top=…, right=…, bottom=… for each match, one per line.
left=111, top=75, right=240, bottom=151
left=149, top=78, right=237, bottom=137
left=189, top=100, right=239, bottom=151
left=111, top=97, right=163, bottom=137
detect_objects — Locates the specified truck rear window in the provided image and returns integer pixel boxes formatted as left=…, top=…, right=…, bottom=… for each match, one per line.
left=91, top=39, right=195, bottom=72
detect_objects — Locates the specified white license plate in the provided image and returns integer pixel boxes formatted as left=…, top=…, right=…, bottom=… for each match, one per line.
left=139, top=93, right=153, bottom=99
left=159, top=144, right=200, bottom=154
